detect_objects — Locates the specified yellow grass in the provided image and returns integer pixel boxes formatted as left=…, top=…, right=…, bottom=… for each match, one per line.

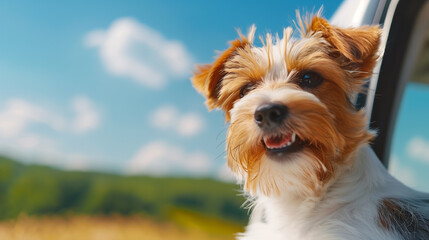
left=0, top=213, right=243, bottom=240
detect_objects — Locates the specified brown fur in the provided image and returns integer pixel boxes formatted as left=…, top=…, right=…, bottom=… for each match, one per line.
left=192, top=38, right=250, bottom=113
left=308, top=17, right=381, bottom=80
left=191, top=15, right=380, bottom=197
left=218, top=45, right=269, bottom=120
left=378, top=198, right=429, bottom=239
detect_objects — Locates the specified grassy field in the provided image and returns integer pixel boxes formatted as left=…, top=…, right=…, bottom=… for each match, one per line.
left=0, top=211, right=244, bottom=240
left=0, top=156, right=247, bottom=223
left=0, top=156, right=248, bottom=239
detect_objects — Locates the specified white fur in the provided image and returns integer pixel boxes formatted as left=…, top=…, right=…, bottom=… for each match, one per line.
left=237, top=145, right=420, bottom=240
left=222, top=27, right=429, bottom=240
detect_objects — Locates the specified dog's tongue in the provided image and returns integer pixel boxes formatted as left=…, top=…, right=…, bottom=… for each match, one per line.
left=265, top=133, right=292, bottom=149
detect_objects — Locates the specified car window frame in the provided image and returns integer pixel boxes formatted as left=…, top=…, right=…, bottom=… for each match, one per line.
left=366, top=0, right=429, bottom=167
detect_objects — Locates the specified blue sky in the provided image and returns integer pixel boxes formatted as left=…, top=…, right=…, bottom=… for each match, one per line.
left=0, top=0, right=342, bottom=180
left=3, top=0, right=428, bottom=188
left=389, top=83, right=429, bottom=192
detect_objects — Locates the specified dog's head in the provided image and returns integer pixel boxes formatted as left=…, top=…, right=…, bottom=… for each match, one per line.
left=192, top=16, right=381, bottom=198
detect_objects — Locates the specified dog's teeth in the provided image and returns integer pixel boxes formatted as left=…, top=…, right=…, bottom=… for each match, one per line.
left=264, top=132, right=296, bottom=151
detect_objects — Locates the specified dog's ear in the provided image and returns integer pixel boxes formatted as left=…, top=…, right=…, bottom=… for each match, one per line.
left=192, top=38, right=250, bottom=110
left=309, top=17, right=381, bottom=79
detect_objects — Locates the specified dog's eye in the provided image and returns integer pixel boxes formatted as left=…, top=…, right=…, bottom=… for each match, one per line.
left=298, top=71, right=323, bottom=89
left=240, top=83, right=256, bottom=98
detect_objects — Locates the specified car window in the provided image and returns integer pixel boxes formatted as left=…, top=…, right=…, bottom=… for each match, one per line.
left=389, top=29, right=429, bottom=192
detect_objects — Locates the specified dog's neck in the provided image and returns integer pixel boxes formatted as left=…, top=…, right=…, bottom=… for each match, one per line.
left=252, top=145, right=394, bottom=229
left=324, top=145, right=392, bottom=202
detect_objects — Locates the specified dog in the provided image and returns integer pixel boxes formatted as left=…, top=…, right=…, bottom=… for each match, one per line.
left=191, top=14, right=429, bottom=240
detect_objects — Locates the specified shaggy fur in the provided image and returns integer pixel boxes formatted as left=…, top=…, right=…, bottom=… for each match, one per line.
left=191, top=14, right=429, bottom=240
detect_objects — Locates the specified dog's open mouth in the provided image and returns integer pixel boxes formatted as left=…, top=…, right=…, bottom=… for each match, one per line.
left=262, top=132, right=303, bottom=155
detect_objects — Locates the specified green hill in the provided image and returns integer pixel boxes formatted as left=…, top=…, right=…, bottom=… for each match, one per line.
left=0, top=156, right=248, bottom=224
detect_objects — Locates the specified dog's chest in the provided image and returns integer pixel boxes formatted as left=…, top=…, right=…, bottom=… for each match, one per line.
left=239, top=193, right=399, bottom=240
left=240, top=216, right=396, bottom=240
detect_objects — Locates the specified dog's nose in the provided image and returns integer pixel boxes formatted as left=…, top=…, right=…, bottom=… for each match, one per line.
left=254, top=103, right=288, bottom=129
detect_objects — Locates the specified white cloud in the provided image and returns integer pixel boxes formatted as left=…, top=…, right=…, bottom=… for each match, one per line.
left=150, top=105, right=204, bottom=137
left=0, top=133, right=57, bottom=164
left=217, top=164, right=237, bottom=182
left=16, top=133, right=57, bottom=151
left=71, top=96, right=100, bottom=134
left=407, top=136, right=429, bottom=163
left=389, top=155, right=417, bottom=188
left=85, top=18, right=193, bottom=89
left=0, top=97, right=102, bottom=170
left=150, top=105, right=178, bottom=130
left=176, top=113, right=204, bottom=137
left=63, top=154, right=92, bottom=171
left=126, top=141, right=213, bottom=176
left=0, top=97, right=100, bottom=137
left=0, top=99, right=66, bottom=137
left=0, top=132, right=94, bottom=171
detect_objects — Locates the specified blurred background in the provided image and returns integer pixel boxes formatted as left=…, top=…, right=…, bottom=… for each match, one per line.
left=1, top=0, right=428, bottom=239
